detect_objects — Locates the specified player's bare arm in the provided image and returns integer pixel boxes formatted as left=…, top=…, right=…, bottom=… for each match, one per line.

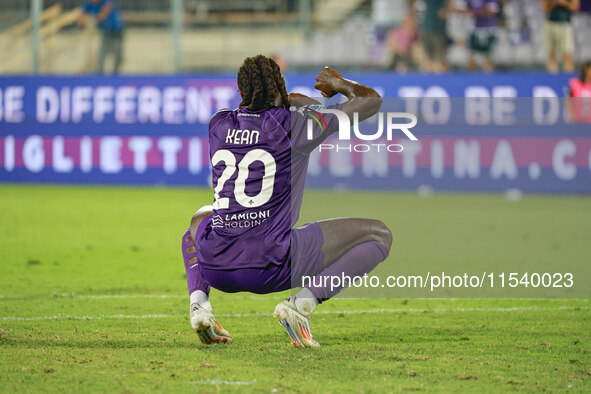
left=314, top=66, right=382, bottom=122
left=288, top=92, right=321, bottom=108
left=189, top=205, right=213, bottom=244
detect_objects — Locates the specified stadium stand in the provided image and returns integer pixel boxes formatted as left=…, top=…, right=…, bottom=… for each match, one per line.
left=0, top=0, right=590, bottom=73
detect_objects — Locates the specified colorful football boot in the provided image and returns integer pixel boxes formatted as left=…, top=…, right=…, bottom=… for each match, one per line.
left=273, top=297, right=319, bottom=348
left=190, top=303, right=232, bottom=344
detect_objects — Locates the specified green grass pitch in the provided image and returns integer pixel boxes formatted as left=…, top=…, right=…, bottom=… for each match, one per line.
left=0, top=184, right=590, bottom=392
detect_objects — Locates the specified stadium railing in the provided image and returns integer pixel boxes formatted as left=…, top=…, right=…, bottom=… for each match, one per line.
left=0, top=3, right=98, bottom=74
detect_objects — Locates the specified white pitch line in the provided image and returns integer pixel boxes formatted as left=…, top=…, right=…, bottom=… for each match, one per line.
left=1, top=294, right=587, bottom=302
left=0, top=294, right=271, bottom=300
left=1, top=314, right=177, bottom=321
left=1, top=306, right=589, bottom=322
left=0, top=294, right=186, bottom=300
left=189, top=379, right=256, bottom=386
left=72, top=294, right=184, bottom=299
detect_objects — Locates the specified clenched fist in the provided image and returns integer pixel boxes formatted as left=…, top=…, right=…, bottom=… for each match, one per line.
left=314, top=67, right=343, bottom=98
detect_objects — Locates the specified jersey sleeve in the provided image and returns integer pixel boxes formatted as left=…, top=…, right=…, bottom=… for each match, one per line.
left=209, top=108, right=231, bottom=127
left=290, top=104, right=344, bottom=154
left=82, top=2, right=92, bottom=13
left=208, top=108, right=232, bottom=144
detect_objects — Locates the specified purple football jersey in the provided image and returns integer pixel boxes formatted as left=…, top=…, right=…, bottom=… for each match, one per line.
left=196, top=104, right=342, bottom=270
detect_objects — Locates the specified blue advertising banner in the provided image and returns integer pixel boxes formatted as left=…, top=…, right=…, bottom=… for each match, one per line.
left=0, top=73, right=589, bottom=193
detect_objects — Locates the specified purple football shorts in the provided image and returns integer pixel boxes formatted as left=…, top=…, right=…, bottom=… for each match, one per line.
left=195, top=220, right=325, bottom=294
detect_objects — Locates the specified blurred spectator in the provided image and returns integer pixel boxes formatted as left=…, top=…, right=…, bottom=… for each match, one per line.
left=386, top=11, right=420, bottom=72
left=415, top=0, right=450, bottom=72
left=78, top=0, right=124, bottom=74
left=569, top=60, right=591, bottom=96
left=373, top=0, right=409, bottom=29
left=445, top=0, right=474, bottom=69
left=542, top=0, right=580, bottom=73
left=567, top=60, right=591, bottom=122
left=464, top=0, right=500, bottom=71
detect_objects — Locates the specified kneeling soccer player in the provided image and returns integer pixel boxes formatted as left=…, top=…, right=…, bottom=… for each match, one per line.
left=181, top=55, right=392, bottom=347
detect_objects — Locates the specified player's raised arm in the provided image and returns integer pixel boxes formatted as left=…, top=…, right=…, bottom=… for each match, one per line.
left=288, top=92, right=321, bottom=108
left=314, top=66, right=382, bottom=122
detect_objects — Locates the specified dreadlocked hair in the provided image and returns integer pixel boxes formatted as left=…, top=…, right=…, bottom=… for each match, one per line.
left=237, top=55, right=290, bottom=111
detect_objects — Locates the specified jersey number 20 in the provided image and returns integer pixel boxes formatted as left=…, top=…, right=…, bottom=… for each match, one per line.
left=211, top=149, right=276, bottom=210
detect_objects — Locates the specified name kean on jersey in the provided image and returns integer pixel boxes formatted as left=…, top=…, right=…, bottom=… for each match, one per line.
left=225, top=128, right=260, bottom=145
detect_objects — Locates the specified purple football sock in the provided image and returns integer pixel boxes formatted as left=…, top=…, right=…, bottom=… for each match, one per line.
left=307, top=241, right=388, bottom=303
left=181, top=228, right=211, bottom=296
